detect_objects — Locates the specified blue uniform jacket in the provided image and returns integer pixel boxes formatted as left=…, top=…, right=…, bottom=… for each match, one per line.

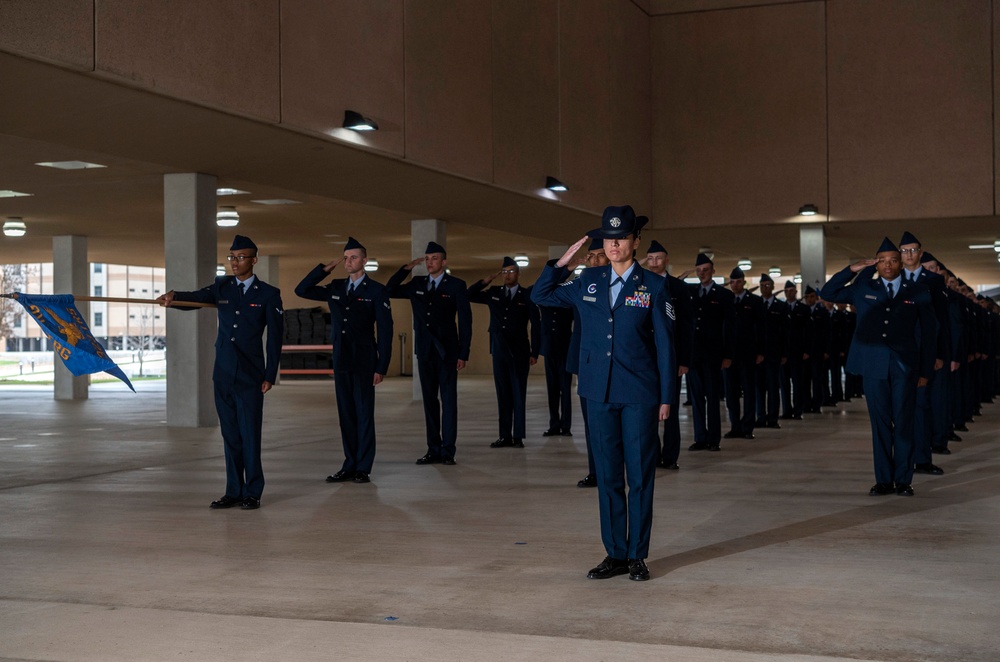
left=732, top=292, right=765, bottom=359
left=689, top=282, right=736, bottom=363
left=467, top=282, right=541, bottom=359
left=294, top=266, right=393, bottom=376
left=531, top=263, right=676, bottom=406
left=538, top=304, right=573, bottom=358
left=386, top=267, right=473, bottom=362
left=761, top=298, right=789, bottom=360
left=174, top=275, right=284, bottom=386
left=820, top=266, right=937, bottom=380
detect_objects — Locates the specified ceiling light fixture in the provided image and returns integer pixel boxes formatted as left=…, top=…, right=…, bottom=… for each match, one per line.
left=0, top=190, right=33, bottom=198
left=768, top=266, right=782, bottom=278
left=250, top=199, right=301, bottom=206
left=514, top=255, right=530, bottom=268
left=799, top=204, right=818, bottom=216
left=216, top=206, right=240, bottom=227
left=216, top=264, right=227, bottom=276
left=3, top=218, right=27, bottom=237
left=217, top=187, right=250, bottom=196
left=545, top=176, right=568, bottom=192
left=35, top=160, right=106, bottom=170
left=364, top=259, right=380, bottom=273
left=737, top=258, right=752, bottom=271
left=793, top=273, right=802, bottom=284
left=343, top=110, right=378, bottom=131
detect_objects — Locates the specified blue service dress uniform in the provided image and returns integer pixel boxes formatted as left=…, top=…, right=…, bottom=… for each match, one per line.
left=821, top=266, right=936, bottom=488
left=659, top=272, right=694, bottom=465
left=538, top=304, right=574, bottom=433
left=295, top=268, right=393, bottom=475
left=726, top=291, right=765, bottom=436
left=467, top=281, right=541, bottom=442
left=386, top=267, right=472, bottom=461
left=756, top=296, right=788, bottom=426
left=781, top=299, right=810, bottom=418
left=804, top=302, right=832, bottom=412
left=688, top=282, right=735, bottom=449
left=532, top=262, right=676, bottom=561
left=174, top=276, right=284, bottom=501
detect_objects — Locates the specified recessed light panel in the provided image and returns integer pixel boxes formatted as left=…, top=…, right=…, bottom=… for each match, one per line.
left=251, top=199, right=302, bottom=206
left=217, top=188, right=250, bottom=196
left=35, top=161, right=106, bottom=170
left=0, top=190, right=33, bottom=198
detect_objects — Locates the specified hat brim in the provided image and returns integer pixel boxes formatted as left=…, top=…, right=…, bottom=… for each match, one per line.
left=587, top=217, right=648, bottom=239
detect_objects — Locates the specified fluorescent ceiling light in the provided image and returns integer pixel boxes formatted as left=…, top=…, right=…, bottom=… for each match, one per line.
left=343, top=110, right=379, bottom=131
left=514, top=255, right=530, bottom=268
left=3, top=218, right=27, bottom=237
left=217, top=188, right=250, bottom=196
left=216, top=206, right=240, bottom=227
left=364, top=259, right=380, bottom=273
left=798, top=204, right=818, bottom=216
left=768, top=266, right=782, bottom=278
left=545, top=176, right=568, bottom=192
left=251, top=199, right=302, bottom=206
left=216, top=264, right=227, bottom=276
left=737, top=258, right=752, bottom=270
left=35, top=160, right=106, bottom=170
left=0, top=190, right=33, bottom=198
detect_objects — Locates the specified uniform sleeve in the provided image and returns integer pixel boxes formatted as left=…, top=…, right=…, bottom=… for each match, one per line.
left=264, top=288, right=284, bottom=384
left=171, top=280, right=221, bottom=308
left=917, top=292, right=937, bottom=380
left=820, top=266, right=865, bottom=304
left=530, top=264, right=578, bottom=308
left=294, top=264, right=332, bottom=302
left=467, top=280, right=490, bottom=303
left=671, top=280, right=694, bottom=369
left=654, top=286, right=677, bottom=405
left=456, top=283, right=473, bottom=362
left=385, top=266, right=412, bottom=299
left=528, top=293, right=541, bottom=359
left=374, top=285, right=393, bottom=375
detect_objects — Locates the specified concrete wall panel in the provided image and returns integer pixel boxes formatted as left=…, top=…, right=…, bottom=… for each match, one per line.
left=652, top=2, right=826, bottom=227
left=95, top=0, right=280, bottom=122
left=492, top=0, right=560, bottom=194
left=281, top=0, right=405, bottom=155
left=0, top=0, right=94, bottom=70
left=828, top=0, right=993, bottom=220
left=404, top=0, right=493, bottom=179
left=610, top=0, right=652, bottom=216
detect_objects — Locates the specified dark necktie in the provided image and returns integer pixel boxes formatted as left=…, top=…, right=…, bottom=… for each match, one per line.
left=237, top=281, right=246, bottom=300
left=910, top=272, right=916, bottom=283
left=348, top=281, right=355, bottom=296
left=505, top=288, right=512, bottom=302
left=887, top=282, right=894, bottom=299
left=429, top=279, right=436, bottom=293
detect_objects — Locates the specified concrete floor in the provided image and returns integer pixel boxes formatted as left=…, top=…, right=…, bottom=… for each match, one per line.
left=0, top=375, right=997, bottom=662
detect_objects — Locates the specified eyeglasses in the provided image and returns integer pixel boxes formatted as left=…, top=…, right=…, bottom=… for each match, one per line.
left=899, top=248, right=920, bottom=255
left=500, top=269, right=518, bottom=274
left=226, top=255, right=254, bottom=262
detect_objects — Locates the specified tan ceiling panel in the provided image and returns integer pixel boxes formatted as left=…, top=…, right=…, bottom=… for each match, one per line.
left=828, top=0, right=993, bottom=221
left=491, top=0, right=560, bottom=194
left=643, top=0, right=811, bottom=16
left=0, top=0, right=93, bottom=70
left=403, top=0, right=493, bottom=180
left=557, top=0, right=613, bottom=213
left=281, top=0, right=405, bottom=156
left=94, top=0, right=280, bottom=122
left=652, top=2, right=827, bottom=227
left=610, top=0, right=653, bottom=216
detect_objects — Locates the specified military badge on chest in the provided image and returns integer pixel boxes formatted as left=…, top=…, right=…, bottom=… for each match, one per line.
left=625, top=292, right=651, bottom=308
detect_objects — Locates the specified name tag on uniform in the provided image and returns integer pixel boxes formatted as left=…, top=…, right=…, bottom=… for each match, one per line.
left=625, top=292, right=651, bottom=308
left=492, top=296, right=500, bottom=301
left=583, top=295, right=597, bottom=302
left=331, top=295, right=341, bottom=300
left=219, top=299, right=230, bottom=304
left=865, top=294, right=877, bottom=300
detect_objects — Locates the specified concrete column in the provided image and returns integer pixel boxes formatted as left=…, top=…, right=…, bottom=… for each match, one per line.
left=53, top=235, right=88, bottom=400
left=164, top=173, right=217, bottom=427
left=800, top=224, right=827, bottom=294
left=548, top=244, right=568, bottom=261
left=411, top=219, right=446, bottom=399
left=255, top=255, right=280, bottom=384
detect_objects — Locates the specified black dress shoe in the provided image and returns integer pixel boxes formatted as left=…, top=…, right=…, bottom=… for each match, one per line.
left=587, top=556, right=629, bottom=579
left=955, top=424, right=969, bottom=432
left=209, top=495, right=241, bottom=509
left=415, top=453, right=440, bottom=465
left=914, top=463, right=944, bottom=475
left=325, top=470, right=355, bottom=483
left=240, top=497, right=260, bottom=510
left=353, top=472, right=371, bottom=483
left=707, top=445, right=721, bottom=452
left=947, top=432, right=962, bottom=442
left=688, top=442, right=710, bottom=451
left=895, top=483, right=914, bottom=496
left=560, top=429, right=573, bottom=436
left=869, top=483, right=895, bottom=496
left=490, top=438, right=513, bottom=448
left=743, top=433, right=755, bottom=440
left=441, top=456, right=456, bottom=465
left=932, top=446, right=952, bottom=455
left=657, top=459, right=679, bottom=470
left=628, top=558, right=650, bottom=581
left=577, top=474, right=597, bottom=488
left=723, top=430, right=741, bottom=439
left=542, top=428, right=560, bottom=436
left=766, top=422, right=781, bottom=429
left=511, top=438, right=524, bottom=448
left=791, top=414, right=803, bottom=420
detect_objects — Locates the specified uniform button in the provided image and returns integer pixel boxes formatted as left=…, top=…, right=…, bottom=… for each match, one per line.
left=233, top=323, right=238, bottom=328
left=341, top=330, right=346, bottom=334
left=885, top=307, right=890, bottom=312
left=607, top=351, right=612, bottom=356
left=608, top=318, right=612, bottom=322
left=346, top=306, right=350, bottom=310
left=230, top=337, right=236, bottom=341
left=882, top=333, right=887, bottom=338
left=235, top=311, right=240, bottom=316
left=884, top=320, right=889, bottom=324
left=607, top=334, right=612, bottom=339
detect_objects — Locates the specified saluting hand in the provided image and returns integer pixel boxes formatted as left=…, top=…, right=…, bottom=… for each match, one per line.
left=404, top=257, right=423, bottom=271
left=849, top=258, right=878, bottom=273
left=556, top=236, right=590, bottom=268
left=677, top=269, right=694, bottom=280
left=483, top=269, right=502, bottom=285
left=323, top=257, right=344, bottom=273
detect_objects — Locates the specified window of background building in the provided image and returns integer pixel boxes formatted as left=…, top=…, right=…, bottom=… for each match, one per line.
left=94, top=285, right=103, bottom=297
left=93, top=263, right=103, bottom=273
left=94, top=312, right=103, bottom=327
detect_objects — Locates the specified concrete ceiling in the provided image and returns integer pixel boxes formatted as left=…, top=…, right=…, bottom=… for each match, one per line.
left=2, top=50, right=999, bottom=301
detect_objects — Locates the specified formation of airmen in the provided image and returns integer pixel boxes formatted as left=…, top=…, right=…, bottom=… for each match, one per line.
left=160, top=219, right=1000, bottom=580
